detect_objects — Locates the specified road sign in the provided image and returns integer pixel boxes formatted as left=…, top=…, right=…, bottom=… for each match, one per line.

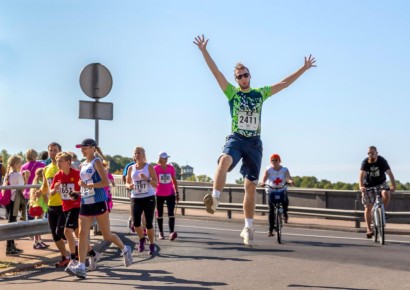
left=79, top=63, right=112, bottom=99
left=79, top=100, right=113, bottom=120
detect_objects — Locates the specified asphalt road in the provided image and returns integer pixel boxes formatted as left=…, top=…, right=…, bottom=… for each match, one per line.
left=1, top=210, right=410, bottom=289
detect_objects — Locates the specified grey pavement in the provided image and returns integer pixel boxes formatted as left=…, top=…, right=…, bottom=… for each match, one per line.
left=0, top=201, right=409, bottom=276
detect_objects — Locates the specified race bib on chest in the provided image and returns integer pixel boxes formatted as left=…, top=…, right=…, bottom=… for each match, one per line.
left=60, top=183, right=75, bottom=200
left=133, top=180, right=149, bottom=194
left=238, top=111, right=260, bottom=131
left=159, top=174, right=172, bottom=184
left=81, top=180, right=95, bottom=204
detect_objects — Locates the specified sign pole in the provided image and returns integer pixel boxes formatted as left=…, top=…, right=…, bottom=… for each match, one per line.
left=79, top=62, right=113, bottom=146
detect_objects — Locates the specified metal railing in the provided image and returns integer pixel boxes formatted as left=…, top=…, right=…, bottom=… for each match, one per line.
left=111, top=183, right=410, bottom=229
left=2, top=180, right=410, bottom=241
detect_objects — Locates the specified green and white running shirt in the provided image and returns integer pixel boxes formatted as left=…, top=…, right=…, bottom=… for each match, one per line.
left=224, top=83, right=272, bottom=137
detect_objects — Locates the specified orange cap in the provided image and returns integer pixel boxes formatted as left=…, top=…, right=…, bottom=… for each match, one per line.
left=270, top=154, right=281, bottom=162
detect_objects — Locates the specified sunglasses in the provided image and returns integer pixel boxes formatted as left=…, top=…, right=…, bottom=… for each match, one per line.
left=271, top=159, right=279, bottom=162
left=235, top=73, right=250, bottom=80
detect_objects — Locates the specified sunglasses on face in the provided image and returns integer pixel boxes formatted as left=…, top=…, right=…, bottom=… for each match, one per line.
left=236, top=73, right=250, bottom=80
left=271, top=159, right=279, bottom=162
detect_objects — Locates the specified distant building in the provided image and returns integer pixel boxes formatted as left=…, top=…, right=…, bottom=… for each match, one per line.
left=181, top=165, right=194, bottom=180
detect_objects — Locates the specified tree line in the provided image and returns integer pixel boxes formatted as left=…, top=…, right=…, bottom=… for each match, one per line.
left=1, top=150, right=407, bottom=189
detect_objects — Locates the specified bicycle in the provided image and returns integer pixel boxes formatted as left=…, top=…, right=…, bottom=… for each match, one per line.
left=366, top=185, right=387, bottom=245
left=265, top=182, right=290, bottom=244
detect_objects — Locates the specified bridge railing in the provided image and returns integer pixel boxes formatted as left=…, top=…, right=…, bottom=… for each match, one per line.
left=2, top=179, right=410, bottom=240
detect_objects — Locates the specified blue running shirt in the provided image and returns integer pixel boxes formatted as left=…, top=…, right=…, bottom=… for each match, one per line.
left=80, top=157, right=107, bottom=204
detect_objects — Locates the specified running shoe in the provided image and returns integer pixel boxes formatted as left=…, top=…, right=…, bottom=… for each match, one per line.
left=13, top=244, right=23, bottom=253
left=169, top=232, right=178, bottom=241
left=66, top=259, right=79, bottom=272
left=87, top=251, right=102, bottom=271
left=158, top=232, right=165, bottom=240
left=203, top=194, right=219, bottom=214
left=148, top=244, right=155, bottom=255
left=65, top=265, right=86, bottom=279
left=240, top=226, right=255, bottom=246
left=122, top=245, right=133, bottom=267
left=55, top=257, right=70, bottom=268
left=138, top=237, right=146, bottom=252
left=128, top=217, right=135, bottom=233
left=33, top=242, right=42, bottom=249
left=39, top=241, right=49, bottom=248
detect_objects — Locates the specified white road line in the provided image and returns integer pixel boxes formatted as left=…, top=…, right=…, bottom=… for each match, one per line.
left=111, top=218, right=410, bottom=244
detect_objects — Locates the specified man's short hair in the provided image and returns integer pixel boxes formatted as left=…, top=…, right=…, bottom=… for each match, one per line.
left=369, top=146, right=377, bottom=151
left=48, top=142, right=62, bottom=151
left=234, top=63, right=249, bottom=75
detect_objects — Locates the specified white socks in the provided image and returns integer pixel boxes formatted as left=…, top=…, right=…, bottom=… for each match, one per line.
left=212, top=190, right=221, bottom=199
left=245, top=219, right=253, bottom=228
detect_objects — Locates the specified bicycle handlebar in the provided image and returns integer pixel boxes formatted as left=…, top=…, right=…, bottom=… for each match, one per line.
left=265, top=182, right=291, bottom=191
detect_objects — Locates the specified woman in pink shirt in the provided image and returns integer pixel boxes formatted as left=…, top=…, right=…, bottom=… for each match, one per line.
left=154, top=152, right=179, bottom=240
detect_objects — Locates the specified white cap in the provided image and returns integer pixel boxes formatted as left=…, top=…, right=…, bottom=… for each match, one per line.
left=159, top=151, right=170, bottom=159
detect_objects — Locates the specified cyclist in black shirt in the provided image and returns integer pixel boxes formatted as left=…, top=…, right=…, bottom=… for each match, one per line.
left=359, top=146, right=396, bottom=238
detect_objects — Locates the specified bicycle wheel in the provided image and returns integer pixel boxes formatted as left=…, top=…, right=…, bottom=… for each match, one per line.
left=372, top=211, right=378, bottom=243
left=377, top=208, right=385, bottom=245
left=276, top=207, right=282, bottom=244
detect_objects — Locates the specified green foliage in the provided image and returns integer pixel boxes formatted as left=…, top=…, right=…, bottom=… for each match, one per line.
left=185, top=175, right=197, bottom=181
left=196, top=174, right=213, bottom=182
left=170, top=162, right=182, bottom=180
left=184, top=174, right=212, bottom=182
left=292, top=176, right=406, bottom=190
left=105, top=155, right=133, bottom=174
left=235, top=177, right=244, bottom=184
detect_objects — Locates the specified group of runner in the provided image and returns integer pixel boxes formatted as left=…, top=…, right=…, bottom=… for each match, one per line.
left=3, top=33, right=397, bottom=281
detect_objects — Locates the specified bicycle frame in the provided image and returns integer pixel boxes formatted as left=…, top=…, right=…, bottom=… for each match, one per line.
left=366, top=185, right=387, bottom=245
left=265, top=183, right=289, bottom=244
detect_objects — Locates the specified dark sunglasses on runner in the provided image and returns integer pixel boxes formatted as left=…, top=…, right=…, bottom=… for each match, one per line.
left=236, top=72, right=250, bottom=80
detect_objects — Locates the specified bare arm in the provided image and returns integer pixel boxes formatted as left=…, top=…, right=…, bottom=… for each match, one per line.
left=194, top=34, right=229, bottom=92
left=147, top=165, right=158, bottom=188
left=259, top=170, right=269, bottom=186
left=172, top=175, right=179, bottom=193
left=126, top=167, right=133, bottom=190
left=270, top=55, right=316, bottom=96
left=386, top=169, right=396, bottom=192
left=359, top=170, right=366, bottom=193
left=285, top=169, right=294, bottom=186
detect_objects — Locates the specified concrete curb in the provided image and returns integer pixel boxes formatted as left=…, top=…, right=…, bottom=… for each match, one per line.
left=0, top=237, right=110, bottom=276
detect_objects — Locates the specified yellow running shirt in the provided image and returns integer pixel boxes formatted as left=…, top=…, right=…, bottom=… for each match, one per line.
left=44, top=163, right=62, bottom=206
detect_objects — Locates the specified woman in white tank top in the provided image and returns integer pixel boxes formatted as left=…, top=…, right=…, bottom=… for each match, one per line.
left=126, top=146, right=158, bottom=255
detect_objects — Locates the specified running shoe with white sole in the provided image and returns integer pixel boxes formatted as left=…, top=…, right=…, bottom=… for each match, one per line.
left=203, top=194, right=219, bottom=214
left=169, top=232, right=178, bottom=241
left=65, top=264, right=86, bottom=279
left=87, top=251, right=102, bottom=271
left=65, top=260, right=79, bottom=276
left=240, top=226, right=255, bottom=246
left=123, top=245, right=133, bottom=267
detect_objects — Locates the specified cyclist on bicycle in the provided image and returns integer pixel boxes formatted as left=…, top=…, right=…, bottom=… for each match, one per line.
left=359, top=146, right=396, bottom=238
left=260, top=153, right=294, bottom=236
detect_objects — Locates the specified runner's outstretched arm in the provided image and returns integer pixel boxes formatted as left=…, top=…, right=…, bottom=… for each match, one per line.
left=194, top=34, right=229, bottom=92
left=270, top=55, right=317, bottom=96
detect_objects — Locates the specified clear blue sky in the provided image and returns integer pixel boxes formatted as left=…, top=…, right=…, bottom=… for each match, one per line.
left=1, top=0, right=410, bottom=184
